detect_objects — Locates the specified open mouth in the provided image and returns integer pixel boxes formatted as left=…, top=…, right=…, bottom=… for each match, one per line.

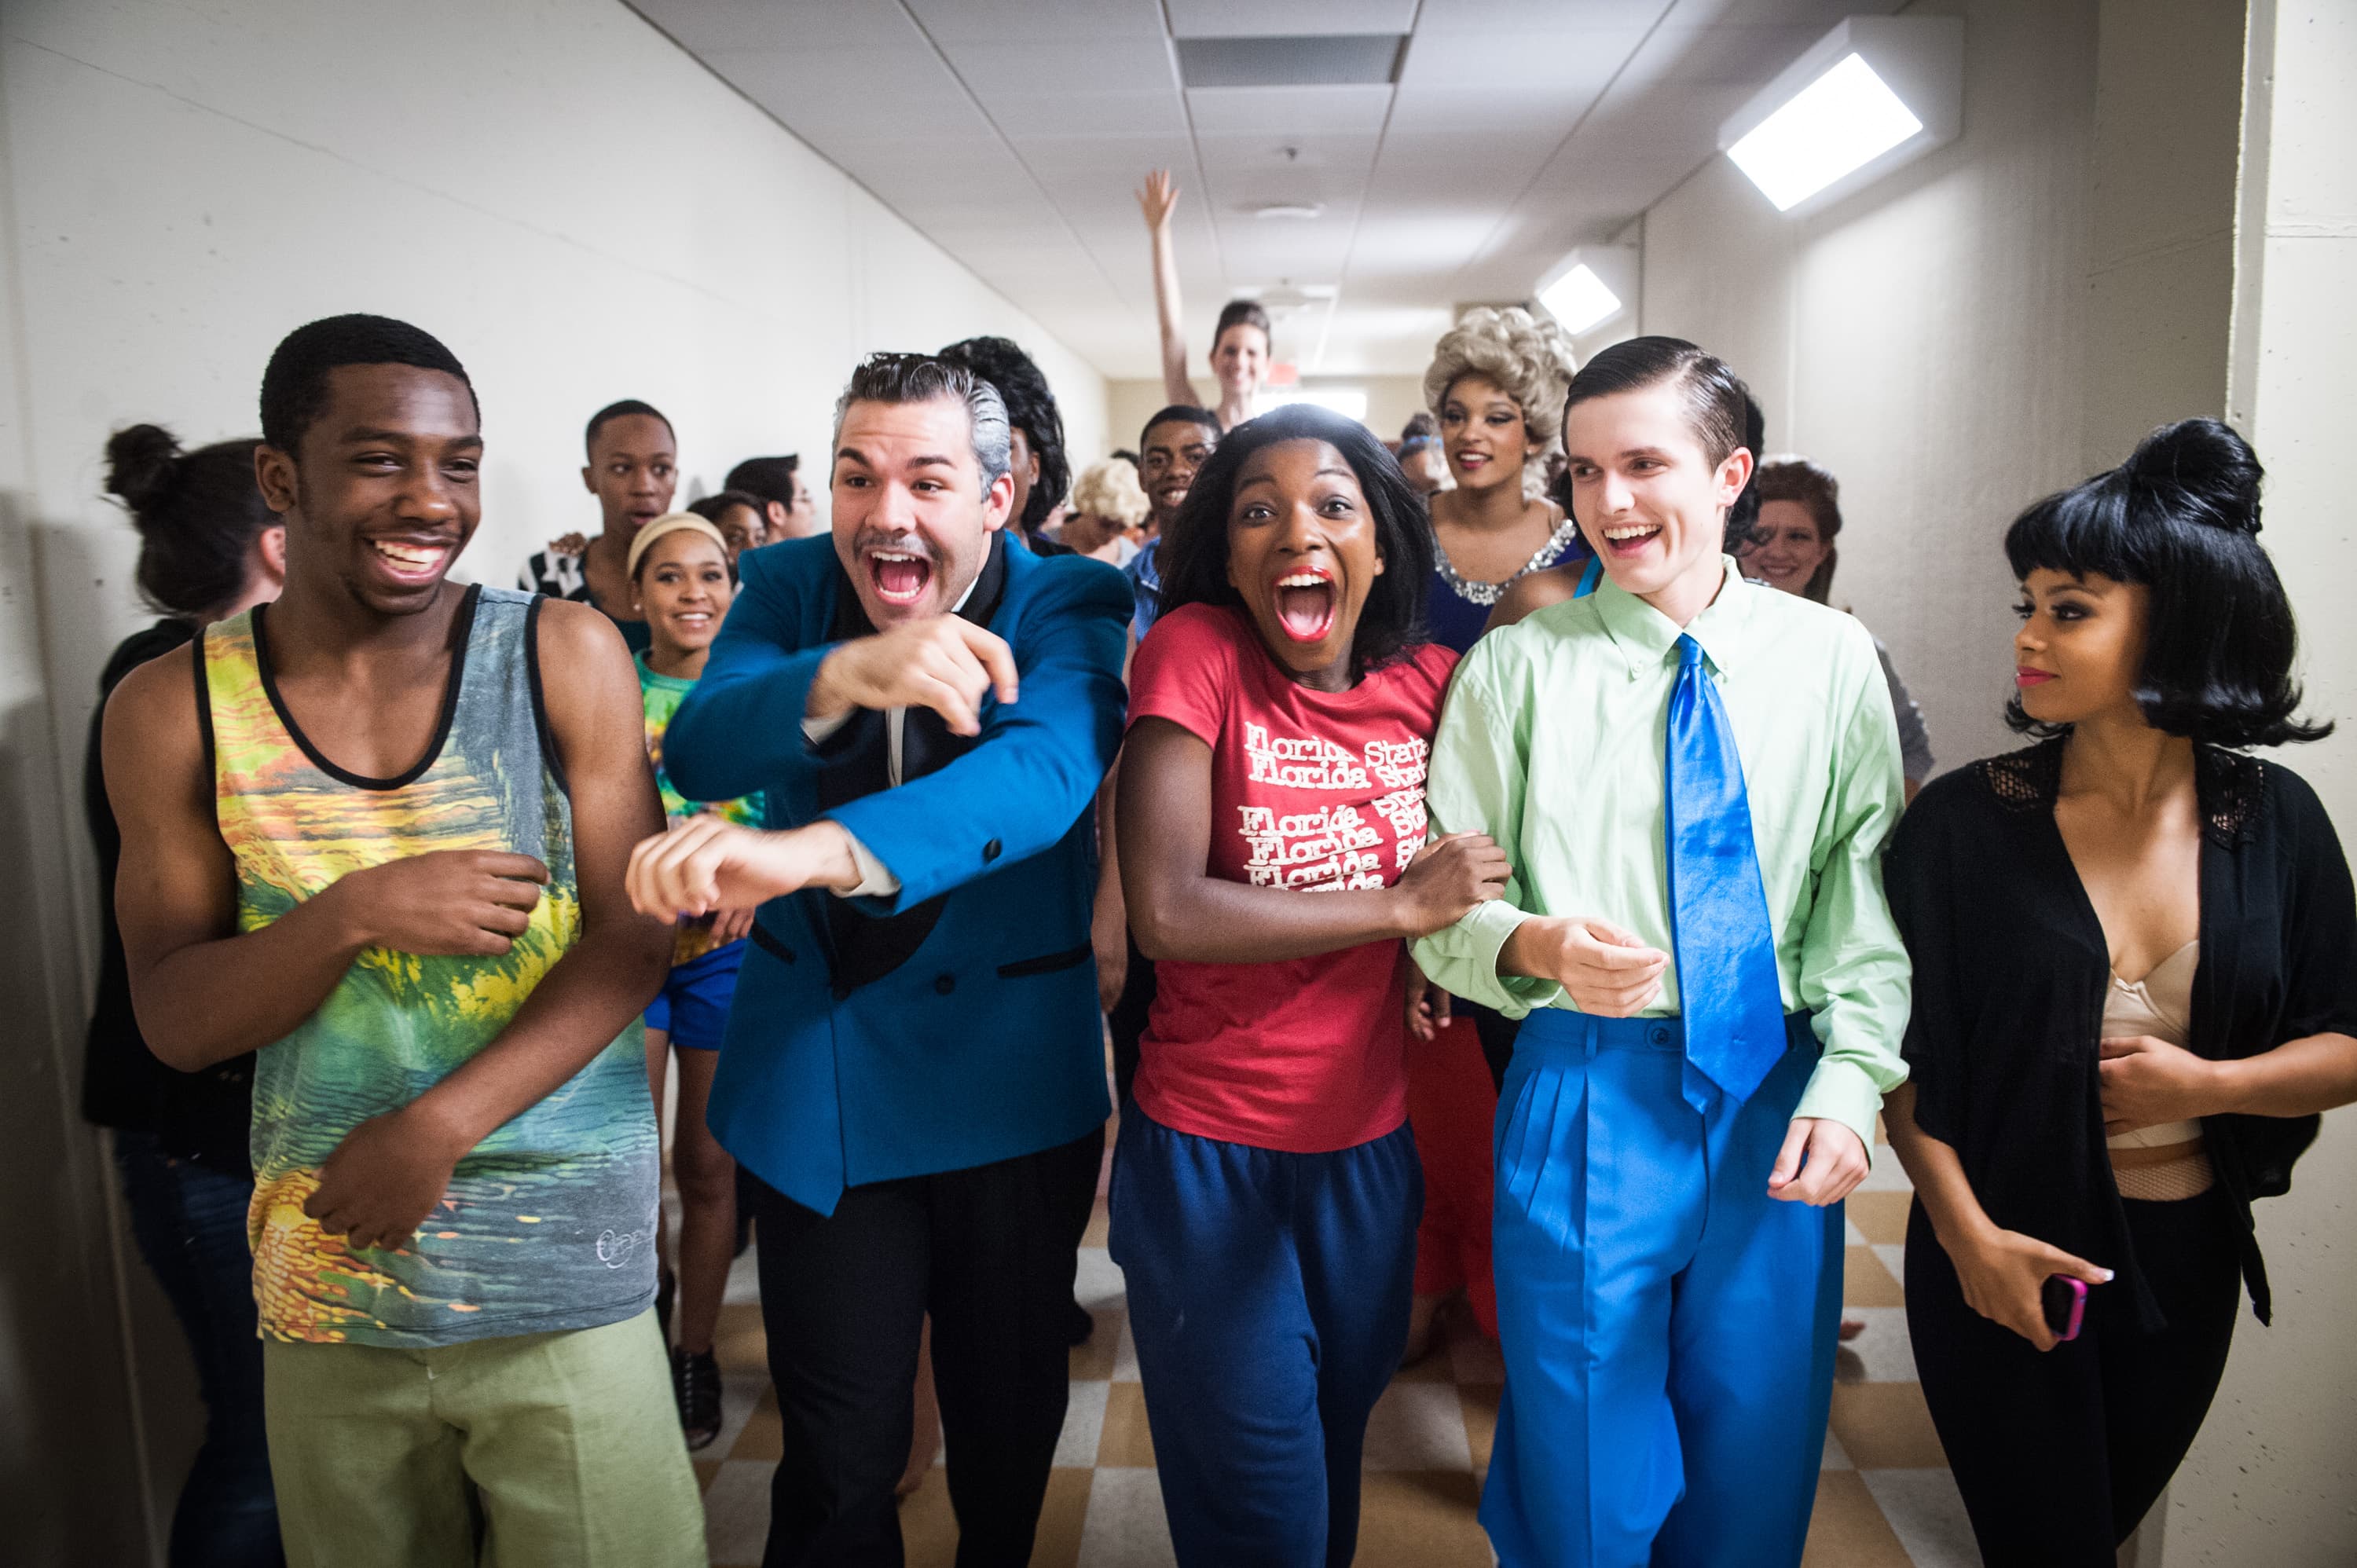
left=1270, top=570, right=1337, bottom=643
left=1600, top=520, right=1663, bottom=557
left=672, top=610, right=713, bottom=632
left=367, top=537, right=453, bottom=584
left=867, top=548, right=933, bottom=607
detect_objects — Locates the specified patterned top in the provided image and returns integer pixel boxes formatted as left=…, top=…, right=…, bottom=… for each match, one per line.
left=637, top=650, right=764, bottom=965
left=203, top=586, right=658, bottom=1346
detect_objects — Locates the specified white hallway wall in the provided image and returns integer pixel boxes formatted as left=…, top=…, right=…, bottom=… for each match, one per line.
left=1640, top=0, right=2102, bottom=779
left=0, top=2, right=1105, bottom=1559
left=1640, top=0, right=2357, bottom=1560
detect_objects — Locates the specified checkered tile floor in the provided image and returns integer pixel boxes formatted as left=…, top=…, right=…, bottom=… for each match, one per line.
left=688, top=1129, right=1980, bottom=1566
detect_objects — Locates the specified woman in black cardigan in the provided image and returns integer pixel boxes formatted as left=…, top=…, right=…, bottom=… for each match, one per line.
left=1883, top=419, right=2357, bottom=1563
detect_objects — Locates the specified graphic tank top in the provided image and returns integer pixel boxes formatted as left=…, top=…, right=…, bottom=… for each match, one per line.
left=203, top=586, right=658, bottom=1346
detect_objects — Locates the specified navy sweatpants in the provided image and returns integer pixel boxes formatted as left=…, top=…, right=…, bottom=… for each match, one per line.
left=1109, top=1110, right=1421, bottom=1567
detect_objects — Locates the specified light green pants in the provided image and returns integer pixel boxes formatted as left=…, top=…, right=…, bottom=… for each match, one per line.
left=262, top=1309, right=705, bottom=1568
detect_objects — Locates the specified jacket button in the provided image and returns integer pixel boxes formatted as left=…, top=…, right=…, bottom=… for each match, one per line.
left=1649, top=1024, right=1670, bottom=1046
left=983, top=838, right=1003, bottom=862
left=933, top=973, right=956, bottom=995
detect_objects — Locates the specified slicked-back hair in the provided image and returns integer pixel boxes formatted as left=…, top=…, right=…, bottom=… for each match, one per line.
left=937, top=335, right=1067, bottom=537
left=831, top=353, right=1011, bottom=498
left=1142, top=405, right=1221, bottom=451
left=259, top=313, right=475, bottom=457
left=2003, top=418, right=2330, bottom=749
left=725, top=455, right=800, bottom=510
left=1156, top=404, right=1432, bottom=679
left=585, top=398, right=673, bottom=458
left=1563, top=335, right=1761, bottom=549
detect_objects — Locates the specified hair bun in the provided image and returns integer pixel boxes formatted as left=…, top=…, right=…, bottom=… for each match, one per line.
left=104, top=423, right=187, bottom=521
left=2123, top=417, right=2262, bottom=535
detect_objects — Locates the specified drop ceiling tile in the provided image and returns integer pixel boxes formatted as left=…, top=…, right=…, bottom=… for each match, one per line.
left=1617, top=24, right=1823, bottom=87
left=983, top=91, right=1192, bottom=139
left=1410, top=0, right=1668, bottom=28
left=904, top=0, right=1171, bottom=44
left=1165, top=0, right=1417, bottom=39
left=938, top=36, right=1179, bottom=93
left=627, top=0, right=917, bottom=51
left=1396, top=27, right=1651, bottom=91
left=713, top=48, right=994, bottom=141
left=1193, top=130, right=1384, bottom=173
left=1184, top=84, right=1395, bottom=135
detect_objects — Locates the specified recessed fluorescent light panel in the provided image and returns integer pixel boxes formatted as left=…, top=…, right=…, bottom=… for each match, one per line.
left=1537, top=265, right=1622, bottom=334
left=1718, top=17, right=1963, bottom=217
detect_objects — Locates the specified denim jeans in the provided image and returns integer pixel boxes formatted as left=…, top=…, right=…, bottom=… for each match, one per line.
left=113, top=1130, right=284, bottom=1567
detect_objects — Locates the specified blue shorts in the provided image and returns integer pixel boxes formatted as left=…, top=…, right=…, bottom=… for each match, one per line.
left=643, top=940, right=746, bottom=1052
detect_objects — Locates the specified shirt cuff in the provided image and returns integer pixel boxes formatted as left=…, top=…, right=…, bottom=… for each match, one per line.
left=802, top=708, right=854, bottom=746
left=1462, top=900, right=1563, bottom=1017
left=1792, top=1056, right=1885, bottom=1152
left=830, top=828, right=900, bottom=899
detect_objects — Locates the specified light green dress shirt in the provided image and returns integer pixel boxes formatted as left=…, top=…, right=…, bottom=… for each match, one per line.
left=1410, top=559, right=1911, bottom=1147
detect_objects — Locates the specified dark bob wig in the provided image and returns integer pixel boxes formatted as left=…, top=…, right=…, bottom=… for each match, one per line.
left=2004, top=417, right=2330, bottom=749
left=1157, top=403, right=1434, bottom=678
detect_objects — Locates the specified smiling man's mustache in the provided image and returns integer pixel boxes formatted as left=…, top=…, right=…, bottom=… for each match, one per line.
left=850, top=527, right=940, bottom=566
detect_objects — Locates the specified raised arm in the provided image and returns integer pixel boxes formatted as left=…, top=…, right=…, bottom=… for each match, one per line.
left=1138, top=170, right=1202, bottom=408
left=1116, top=716, right=1503, bottom=965
left=110, top=643, right=555, bottom=1071
left=301, top=601, right=674, bottom=1250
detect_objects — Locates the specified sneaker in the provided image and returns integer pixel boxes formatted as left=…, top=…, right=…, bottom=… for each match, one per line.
left=673, top=1346, right=722, bottom=1450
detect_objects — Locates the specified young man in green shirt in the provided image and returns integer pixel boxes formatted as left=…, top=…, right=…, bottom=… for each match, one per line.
left=1413, top=338, right=1911, bottom=1568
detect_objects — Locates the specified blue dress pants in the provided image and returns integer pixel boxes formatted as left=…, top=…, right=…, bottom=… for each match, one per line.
left=1483, top=1010, right=1842, bottom=1568
left=1110, top=1110, right=1420, bottom=1567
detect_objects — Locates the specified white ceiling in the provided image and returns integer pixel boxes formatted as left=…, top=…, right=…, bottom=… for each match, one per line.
left=627, top=0, right=1888, bottom=377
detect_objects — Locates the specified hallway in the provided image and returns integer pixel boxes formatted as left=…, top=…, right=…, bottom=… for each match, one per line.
left=688, top=1130, right=1978, bottom=1566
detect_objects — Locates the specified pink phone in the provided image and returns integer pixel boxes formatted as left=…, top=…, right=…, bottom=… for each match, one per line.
left=2041, top=1275, right=2089, bottom=1341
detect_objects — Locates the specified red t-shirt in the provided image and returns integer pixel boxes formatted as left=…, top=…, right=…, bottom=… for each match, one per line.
left=1127, top=603, right=1458, bottom=1152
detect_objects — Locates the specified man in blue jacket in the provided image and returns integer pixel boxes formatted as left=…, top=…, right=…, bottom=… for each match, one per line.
left=626, top=352, right=1129, bottom=1566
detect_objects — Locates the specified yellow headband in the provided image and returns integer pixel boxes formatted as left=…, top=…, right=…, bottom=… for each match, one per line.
left=625, top=511, right=731, bottom=578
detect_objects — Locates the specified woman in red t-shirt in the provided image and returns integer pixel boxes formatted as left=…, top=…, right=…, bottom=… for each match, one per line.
left=1114, top=404, right=1508, bottom=1565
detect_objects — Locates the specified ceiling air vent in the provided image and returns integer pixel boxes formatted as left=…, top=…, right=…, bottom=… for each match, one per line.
left=1176, top=35, right=1407, bottom=89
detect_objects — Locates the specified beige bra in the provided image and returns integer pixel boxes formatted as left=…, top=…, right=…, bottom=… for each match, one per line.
left=2102, top=938, right=2213, bottom=1199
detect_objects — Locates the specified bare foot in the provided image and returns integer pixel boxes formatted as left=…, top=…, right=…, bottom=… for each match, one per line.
left=1838, top=1317, right=1866, bottom=1341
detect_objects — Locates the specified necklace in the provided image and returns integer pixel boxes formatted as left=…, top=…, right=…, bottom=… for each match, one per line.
left=1433, top=513, right=1582, bottom=606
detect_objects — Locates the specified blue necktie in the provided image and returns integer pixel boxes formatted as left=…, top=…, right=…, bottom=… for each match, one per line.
left=1664, top=634, right=1787, bottom=1112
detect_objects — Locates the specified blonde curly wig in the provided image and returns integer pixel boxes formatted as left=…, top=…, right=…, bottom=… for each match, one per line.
left=1421, top=306, right=1579, bottom=498
left=1069, top=456, right=1150, bottom=530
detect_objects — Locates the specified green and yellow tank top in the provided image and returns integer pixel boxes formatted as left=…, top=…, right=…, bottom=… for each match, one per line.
left=637, top=650, right=764, bottom=965
left=203, top=585, right=657, bottom=1346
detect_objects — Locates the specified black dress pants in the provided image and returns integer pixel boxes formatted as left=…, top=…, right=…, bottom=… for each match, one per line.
left=745, top=1127, right=1105, bottom=1568
left=1905, top=1186, right=2242, bottom=1565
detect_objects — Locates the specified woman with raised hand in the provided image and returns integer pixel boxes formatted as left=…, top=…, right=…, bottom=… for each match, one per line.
left=1138, top=168, right=1272, bottom=433
left=84, top=423, right=286, bottom=1567
left=1114, top=405, right=1506, bottom=1564
left=1883, top=418, right=2357, bottom=1563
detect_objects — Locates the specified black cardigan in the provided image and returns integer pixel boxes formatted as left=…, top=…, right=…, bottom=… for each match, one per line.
left=1886, top=740, right=2357, bottom=1328
left=80, top=620, right=256, bottom=1171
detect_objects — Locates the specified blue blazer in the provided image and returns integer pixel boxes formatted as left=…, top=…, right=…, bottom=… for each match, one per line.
left=665, top=535, right=1129, bottom=1214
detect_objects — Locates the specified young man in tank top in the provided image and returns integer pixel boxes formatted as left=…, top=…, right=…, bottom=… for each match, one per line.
left=104, top=314, right=705, bottom=1568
